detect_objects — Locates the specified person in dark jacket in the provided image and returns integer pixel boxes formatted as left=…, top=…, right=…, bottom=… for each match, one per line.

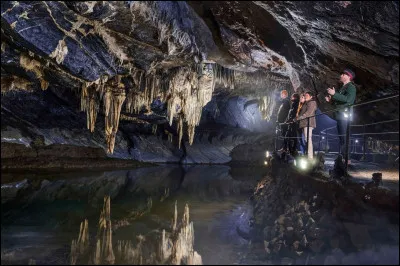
left=325, top=69, right=357, bottom=157
left=294, top=91, right=318, bottom=159
left=276, top=90, right=290, bottom=151
left=284, top=93, right=300, bottom=155
left=296, top=93, right=306, bottom=155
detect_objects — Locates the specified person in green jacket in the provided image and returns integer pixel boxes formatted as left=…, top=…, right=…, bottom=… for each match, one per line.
left=325, top=68, right=357, bottom=157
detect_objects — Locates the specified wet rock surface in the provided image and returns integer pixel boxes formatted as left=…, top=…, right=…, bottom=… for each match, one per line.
left=247, top=157, right=399, bottom=265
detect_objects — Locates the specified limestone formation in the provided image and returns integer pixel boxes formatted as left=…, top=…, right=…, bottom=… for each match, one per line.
left=70, top=196, right=202, bottom=265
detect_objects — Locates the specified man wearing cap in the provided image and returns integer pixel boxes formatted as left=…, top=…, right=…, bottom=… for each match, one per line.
left=325, top=68, right=357, bottom=157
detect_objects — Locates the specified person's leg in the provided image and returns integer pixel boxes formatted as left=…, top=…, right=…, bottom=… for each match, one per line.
left=337, top=119, right=347, bottom=156
left=308, top=127, right=314, bottom=159
left=298, top=128, right=305, bottom=154
left=280, top=124, right=288, bottom=150
left=290, top=126, right=298, bottom=155
left=303, top=127, right=313, bottom=159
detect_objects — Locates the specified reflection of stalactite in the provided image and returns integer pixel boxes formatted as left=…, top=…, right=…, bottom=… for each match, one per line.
left=70, top=219, right=89, bottom=265
left=94, top=196, right=115, bottom=265
left=70, top=196, right=202, bottom=265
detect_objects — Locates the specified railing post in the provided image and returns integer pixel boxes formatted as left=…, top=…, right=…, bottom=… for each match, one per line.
left=325, top=130, right=328, bottom=153
left=274, top=124, right=278, bottom=151
left=306, top=117, right=310, bottom=157
left=318, top=133, right=321, bottom=153
left=362, top=125, right=366, bottom=161
left=344, top=119, right=351, bottom=175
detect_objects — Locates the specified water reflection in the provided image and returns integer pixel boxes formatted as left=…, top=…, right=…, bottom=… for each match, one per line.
left=1, top=165, right=263, bottom=265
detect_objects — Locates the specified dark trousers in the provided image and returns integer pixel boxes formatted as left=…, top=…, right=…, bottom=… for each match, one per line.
left=285, top=124, right=298, bottom=154
left=280, top=124, right=289, bottom=150
left=336, top=119, right=348, bottom=156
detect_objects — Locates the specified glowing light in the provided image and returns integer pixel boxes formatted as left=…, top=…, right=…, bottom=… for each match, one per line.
left=355, top=139, right=359, bottom=143
left=264, top=161, right=268, bottom=165
left=294, top=160, right=297, bottom=166
left=299, top=158, right=308, bottom=170
left=266, top=151, right=270, bottom=158
left=322, top=136, right=325, bottom=140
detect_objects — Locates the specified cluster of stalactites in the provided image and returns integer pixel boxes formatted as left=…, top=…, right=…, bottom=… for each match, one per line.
left=167, top=62, right=216, bottom=146
left=259, top=95, right=276, bottom=121
left=103, top=78, right=126, bottom=154
left=80, top=75, right=127, bottom=154
left=233, top=71, right=291, bottom=121
left=213, top=64, right=235, bottom=90
left=125, top=69, right=168, bottom=115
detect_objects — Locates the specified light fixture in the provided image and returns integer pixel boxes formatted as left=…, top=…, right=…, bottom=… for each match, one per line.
left=299, top=158, right=308, bottom=170
left=322, top=136, right=325, bottom=140
left=355, top=139, right=359, bottom=143
left=264, top=161, right=268, bottom=165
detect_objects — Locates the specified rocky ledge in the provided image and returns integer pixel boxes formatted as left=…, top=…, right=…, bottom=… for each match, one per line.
left=247, top=157, right=399, bottom=265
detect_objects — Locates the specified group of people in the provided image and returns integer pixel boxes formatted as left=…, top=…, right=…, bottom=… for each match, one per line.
left=276, top=68, right=357, bottom=160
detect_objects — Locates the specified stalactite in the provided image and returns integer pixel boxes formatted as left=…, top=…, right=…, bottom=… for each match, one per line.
left=104, top=85, right=126, bottom=154
left=177, top=116, right=183, bottom=149
left=166, top=62, right=215, bottom=146
left=80, top=82, right=100, bottom=133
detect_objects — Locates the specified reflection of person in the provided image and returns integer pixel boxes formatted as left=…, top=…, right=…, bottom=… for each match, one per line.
left=284, top=93, right=300, bottom=155
left=294, top=91, right=317, bottom=159
left=276, top=90, right=290, bottom=152
left=325, top=69, right=357, bottom=157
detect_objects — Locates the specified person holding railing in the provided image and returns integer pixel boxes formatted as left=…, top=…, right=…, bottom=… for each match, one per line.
left=293, top=91, right=317, bottom=159
left=325, top=69, right=357, bottom=158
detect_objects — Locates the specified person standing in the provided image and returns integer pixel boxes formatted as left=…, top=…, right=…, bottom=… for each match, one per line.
left=296, top=93, right=306, bottom=155
left=294, top=91, right=317, bottom=159
left=276, top=90, right=291, bottom=152
left=284, top=93, right=300, bottom=155
left=325, top=69, right=356, bottom=157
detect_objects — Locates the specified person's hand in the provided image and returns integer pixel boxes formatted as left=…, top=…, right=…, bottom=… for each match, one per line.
left=325, top=95, right=331, bottom=102
left=327, top=87, right=335, bottom=96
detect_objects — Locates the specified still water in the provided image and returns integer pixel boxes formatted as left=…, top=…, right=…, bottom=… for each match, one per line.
left=1, top=165, right=265, bottom=265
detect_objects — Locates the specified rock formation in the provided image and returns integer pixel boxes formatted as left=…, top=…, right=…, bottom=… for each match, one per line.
left=1, top=1, right=398, bottom=158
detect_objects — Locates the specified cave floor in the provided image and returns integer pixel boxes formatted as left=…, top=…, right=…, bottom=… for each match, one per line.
left=323, top=153, right=399, bottom=194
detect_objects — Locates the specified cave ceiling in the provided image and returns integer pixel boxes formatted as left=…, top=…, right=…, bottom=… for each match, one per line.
left=1, top=1, right=399, bottom=153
